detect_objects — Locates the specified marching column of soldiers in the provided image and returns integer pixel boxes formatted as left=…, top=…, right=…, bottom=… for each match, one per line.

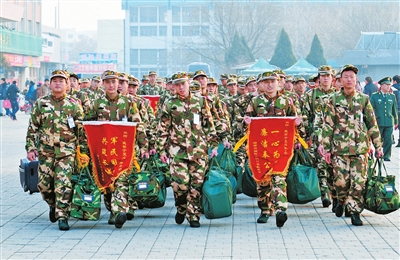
left=26, top=63, right=398, bottom=231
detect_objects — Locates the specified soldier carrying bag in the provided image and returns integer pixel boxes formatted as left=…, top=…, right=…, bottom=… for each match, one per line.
left=364, top=158, right=399, bottom=215
left=70, top=166, right=101, bottom=221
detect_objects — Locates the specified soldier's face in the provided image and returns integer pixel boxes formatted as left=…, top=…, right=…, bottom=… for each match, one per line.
left=221, top=79, right=227, bottom=85
left=380, top=83, right=391, bottom=93
left=335, top=78, right=342, bottom=91
left=247, top=81, right=257, bottom=93
left=294, top=81, right=306, bottom=95
left=174, top=81, right=189, bottom=98
left=227, top=83, right=237, bottom=94
left=70, top=77, right=78, bottom=89
left=50, top=77, right=68, bottom=97
left=81, top=82, right=90, bottom=89
left=259, top=79, right=278, bottom=95
left=91, top=79, right=100, bottom=88
left=341, top=70, right=357, bottom=90
left=195, top=76, right=208, bottom=89
left=118, top=80, right=128, bottom=95
left=319, top=74, right=333, bottom=88
left=128, top=84, right=138, bottom=95
left=207, top=83, right=217, bottom=94
left=149, top=74, right=157, bottom=84
left=284, top=81, right=293, bottom=91
left=103, top=78, right=119, bottom=96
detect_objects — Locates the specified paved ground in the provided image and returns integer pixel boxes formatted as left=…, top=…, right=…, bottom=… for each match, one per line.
left=1, top=112, right=399, bottom=260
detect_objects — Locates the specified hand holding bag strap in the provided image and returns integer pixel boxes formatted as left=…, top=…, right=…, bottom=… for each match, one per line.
left=149, top=154, right=161, bottom=173
left=377, top=158, right=388, bottom=178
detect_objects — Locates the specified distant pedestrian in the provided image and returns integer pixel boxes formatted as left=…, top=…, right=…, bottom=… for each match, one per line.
left=370, top=77, right=398, bottom=161
left=363, top=76, right=378, bottom=97
left=0, top=78, right=7, bottom=116
left=392, top=75, right=400, bottom=147
left=6, top=81, right=19, bottom=121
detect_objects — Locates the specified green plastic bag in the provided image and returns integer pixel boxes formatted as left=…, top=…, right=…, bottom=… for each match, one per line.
left=242, top=160, right=257, bottom=198
left=70, top=167, right=101, bottom=221
left=129, top=157, right=167, bottom=208
left=216, top=146, right=237, bottom=178
left=286, top=148, right=320, bottom=204
left=202, top=160, right=233, bottom=219
left=364, top=159, right=399, bottom=215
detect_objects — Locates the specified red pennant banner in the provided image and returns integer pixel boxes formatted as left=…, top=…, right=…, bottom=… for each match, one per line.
left=83, top=121, right=137, bottom=192
left=140, top=95, right=160, bottom=113
left=247, top=117, right=296, bottom=183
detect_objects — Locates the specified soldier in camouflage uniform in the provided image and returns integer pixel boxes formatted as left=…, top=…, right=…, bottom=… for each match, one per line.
left=302, top=65, right=337, bottom=208
left=218, top=74, right=229, bottom=98
left=138, top=70, right=162, bottom=95
left=26, top=70, right=88, bottom=231
left=68, top=72, right=92, bottom=115
left=206, top=77, right=218, bottom=95
left=244, top=71, right=303, bottom=227
left=79, top=78, right=91, bottom=93
left=138, top=74, right=149, bottom=93
left=156, top=72, right=219, bottom=228
left=319, top=64, right=383, bottom=226
left=86, top=75, right=104, bottom=101
left=85, top=70, right=149, bottom=229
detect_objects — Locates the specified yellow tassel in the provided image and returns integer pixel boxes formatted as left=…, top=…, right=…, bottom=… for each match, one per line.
left=233, top=134, right=248, bottom=153
left=295, top=133, right=309, bottom=149
left=132, top=149, right=141, bottom=172
left=76, top=145, right=90, bottom=170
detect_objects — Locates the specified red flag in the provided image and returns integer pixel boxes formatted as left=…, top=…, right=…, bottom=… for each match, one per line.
left=83, top=121, right=138, bottom=192
left=247, top=117, right=296, bottom=183
left=140, top=95, right=160, bottom=113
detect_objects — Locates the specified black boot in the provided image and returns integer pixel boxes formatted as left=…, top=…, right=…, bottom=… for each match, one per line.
left=58, top=218, right=70, bottom=231
left=396, top=139, right=400, bottom=147
left=332, top=198, right=338, bottom=213
left=351, top=213, right=363, bottom=226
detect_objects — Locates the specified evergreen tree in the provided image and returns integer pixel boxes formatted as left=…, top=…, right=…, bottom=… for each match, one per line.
left=224, top=32, right=255, bottom=68
left=306, top=34, right=327, bottom=67
left=270, top=29, right=296, bottom=69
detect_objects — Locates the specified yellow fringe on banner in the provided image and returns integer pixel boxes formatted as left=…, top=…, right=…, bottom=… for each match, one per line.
left=76, top=145, right=90, bottom=170
left=295, top=133, right=309, bottom=149
left=132, top=149, right=141, bottom=172
left=233, top=134, right=248, bottom=153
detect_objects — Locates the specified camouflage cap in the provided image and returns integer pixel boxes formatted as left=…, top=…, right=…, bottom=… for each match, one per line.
left=226, top=78, right=237, bottom=86
left=142, top=74, right=149, bottom=81
left=128, top=75, right=139, bottom=86
left=340, top=64, right=358, bottom=75
left=81, top=78, right=90, bottom=83
left=229, top=74, right=238, bottom=79
left=171, top=71, right=189, bottom=84
left=156, top=77, right=164, bottom=83
left=294, top=77, right=306, bottom=83
left=69, top=72, right=79, bottom=80
left=166, top=77, right=173, bottom=84
left=286, top=75, right=293, bottom=82
left=275, top=69, right=286, bottom=78
left=188, top=72, right=195, bottom=79
left=246, top=76, right=257, bottom=85
left=220, top=74, right=229, bottom=80
left=193, top=70, right=208, bottom=79
left=335, top=71, right=341, bottom=79
left=378, top=76, right=392, bottom=85
left=118, top=72, right=129, bottom=81
left=257, top=71, right=279, bottom=83
left=92, top=75, right=101, bottom=81
left=237, top=76, right=246, bottom=88
left=50, top=69, right=69, bottom=80
left=318, top=65, right=333, bottom=75
left=308, top=74, right=316, bottom=82
left=149, top=70, right=157, bottom=76
left=207, top=77, right=218, bottom=85
left=190, top=80, right=201, bottom=92
left=101, top=70, right=119, bottom=80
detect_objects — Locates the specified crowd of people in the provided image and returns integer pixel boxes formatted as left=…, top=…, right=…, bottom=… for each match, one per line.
left=22, top=64, right=399, bottom=231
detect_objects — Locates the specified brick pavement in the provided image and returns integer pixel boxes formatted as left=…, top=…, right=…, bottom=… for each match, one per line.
left=1, top=113, right=399, bottom=259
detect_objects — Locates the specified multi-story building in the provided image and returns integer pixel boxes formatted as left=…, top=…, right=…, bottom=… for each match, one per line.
left=40, top=25, right=64, bottom=80
left=0, top=0, right=42, bottom=88
left=122, top=0, right=212, bottom=78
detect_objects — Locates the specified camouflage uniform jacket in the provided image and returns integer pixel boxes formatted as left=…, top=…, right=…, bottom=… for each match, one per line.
left=302, top=86, right=336, bottom=139
left=281, top=89, right=303, bottom=119
left=85, top=93, right=148, bottom=155
left=26, top=94, right=87, bottom=158
left=321, top=89, right=382, bottom=156
left=69, top=88, right=92, bottom=115
left=138, top=83, right=161, bottom=95
left=86, top=87, right=105, bottom=101
left=232, top=93, right=255, bottom=140
left=217, top=84, right=229, bottom=98
left=156, top=93, right=219, bottom=161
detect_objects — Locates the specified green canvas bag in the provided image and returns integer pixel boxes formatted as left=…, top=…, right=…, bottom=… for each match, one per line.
left=70, top=167, right=101, bottom=221
left=242, top=160, right=257, bottom=198
left=286, top=148, right=321, bottom=204
left=364, top=159, right=399, bottom=215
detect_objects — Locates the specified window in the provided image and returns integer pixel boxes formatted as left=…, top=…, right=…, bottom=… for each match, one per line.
left=130, top=26, right=138, bottom=36
left=130, top=7, right=138, bottom=23
left=172, top=6, right=180, bottom=22
left=42, top=38, right=48, bottom=45
left=201, top=26, right=209, bottom=36
left=172, top=26, right=180, bottom=36
left=140, top=7, right=157, bottom=23
left=159, top=26, right=167, bottom=37
left=130, top=49, right=138, bottom=65
left=182, top=26, right=200, bottom=36
left=159, top=49, right=167, bottom=65
left=201, top=6, right=209, bottom=23
left=48, top=41, right=53, bottom=47
left=130, top=68, right=139, bottom=77
left=140, top=26, right=157, bottom=37
left=159, top=6, right=167, bottom=23
left=140, top=49, right=158, bottom=65
left=182, top=6, right=199, bottom=23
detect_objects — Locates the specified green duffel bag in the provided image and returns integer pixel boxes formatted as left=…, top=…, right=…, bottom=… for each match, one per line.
left=129, top=157, right=167, bottom=208
left=242, top=160, right=257, bottom=198
left=216, top=146, right=237, bottom=178
left=286, top=148, right=320, bottom=204
left=210, top=158, right=237, bottom=203
left=364, top=159, right=399, bottom=215
left=70, top=167, right=101, bottom=221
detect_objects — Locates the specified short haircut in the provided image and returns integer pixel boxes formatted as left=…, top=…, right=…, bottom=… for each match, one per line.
left=393, top=75, right=400, bottom=83
left=365, top=76, right=373, bottom=83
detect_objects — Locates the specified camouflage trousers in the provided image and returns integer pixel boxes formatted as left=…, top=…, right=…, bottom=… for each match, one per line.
left=310, top=141, right=335, bottom=198
left=332, top=154, right=368, bottom=213
left=37, top=155, right=74, bottom=219
left=170, top=157, right=207, bottom=222
left=111, top=171, right=132, bottom=215
left=257, top=175, right=288, bottom=215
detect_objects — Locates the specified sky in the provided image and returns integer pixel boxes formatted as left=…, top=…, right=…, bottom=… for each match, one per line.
left=42, top=0, right=125, bottom=31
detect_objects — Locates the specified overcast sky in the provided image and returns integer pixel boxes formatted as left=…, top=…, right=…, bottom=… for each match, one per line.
left=42, top=0, right=125, bottom=31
